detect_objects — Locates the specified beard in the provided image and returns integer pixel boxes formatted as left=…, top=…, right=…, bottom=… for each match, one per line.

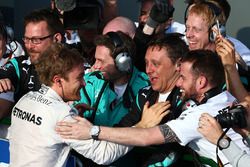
left=182, top=86, right=199, bottom=102
left=27, top=49, right=41, bottom=64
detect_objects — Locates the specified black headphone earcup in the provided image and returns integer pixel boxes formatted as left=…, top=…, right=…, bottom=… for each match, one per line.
left=115, top=52, right=132, bottom=73
left=209, top=23, right=226, bottom=42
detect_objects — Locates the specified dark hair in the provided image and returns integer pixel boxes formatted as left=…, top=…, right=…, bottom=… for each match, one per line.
left=94, top=31, right=136, bottom=59
left=24, top=8, right=64, bottom=36
left=181, top=49, right=225, bottom=87
left=147, top=33, right=189, bottom=64
left=35, top=43, right=84, bottom=86
left=0, top=24, right=7, bottom=41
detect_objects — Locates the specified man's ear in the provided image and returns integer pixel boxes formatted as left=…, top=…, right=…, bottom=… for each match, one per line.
left=175, top=59, right=181, bottom=72
left=53, top=33, right=63, bottom=43
left=197, top=75, right=208, bottom=90
left=52, top=75, right=62, bottom=87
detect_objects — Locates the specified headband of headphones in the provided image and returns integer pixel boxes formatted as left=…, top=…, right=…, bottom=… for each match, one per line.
left=106, top=31, right=132, bottom=73
left=203, top=1, right=222, bottom=17
left=106, top=31, right=123, bottom=49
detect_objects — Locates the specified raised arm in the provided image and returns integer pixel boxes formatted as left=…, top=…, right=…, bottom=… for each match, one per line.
left=216, top=35, right=249, bottom=102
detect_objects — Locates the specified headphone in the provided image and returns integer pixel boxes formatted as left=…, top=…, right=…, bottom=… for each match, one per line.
left=106, top=32, right=132, bottom=73
left=204, top=1, right=226, bottom=42
left=184, top=1, right=226, bottom=42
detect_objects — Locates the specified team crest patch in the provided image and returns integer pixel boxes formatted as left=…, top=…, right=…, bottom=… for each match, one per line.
left=39, top=86, right=49, bottom=94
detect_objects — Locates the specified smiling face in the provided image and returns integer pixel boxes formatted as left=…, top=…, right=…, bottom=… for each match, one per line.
left=186, top=13, right=212, bottom=50
left=24, top=21, right=55, bottom=64
left=176, top=61, right=199, bottom=100
left=61, top=64, right=85, bottom=101
left=93, top=45, right=122, bottom=81
left=145, top=46, right=179, bottom=93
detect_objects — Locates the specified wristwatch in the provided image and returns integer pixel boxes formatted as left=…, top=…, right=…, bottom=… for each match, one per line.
left=90, top=125, right=100, bottom=140
left=218, top=137, right=231, bottom=150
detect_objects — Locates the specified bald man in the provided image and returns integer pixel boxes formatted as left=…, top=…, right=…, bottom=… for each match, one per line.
left=102, top=16, right=136, bottom=38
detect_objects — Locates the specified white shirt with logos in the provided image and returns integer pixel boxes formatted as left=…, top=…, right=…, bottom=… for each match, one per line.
left=9, top=85, right=131, bottom=167
left=167, top=91, right=250, bottom=166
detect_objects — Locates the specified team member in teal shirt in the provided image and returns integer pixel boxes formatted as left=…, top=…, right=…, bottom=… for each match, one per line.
left=75, top=31, right=149, bottom=126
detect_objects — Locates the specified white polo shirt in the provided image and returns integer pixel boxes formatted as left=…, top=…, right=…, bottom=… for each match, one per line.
left=167, top=91, right=249, bottom=166
left=9, top=85, right=130, bottom=167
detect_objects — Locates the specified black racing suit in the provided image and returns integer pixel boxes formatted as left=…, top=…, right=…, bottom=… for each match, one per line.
left=115, top=86, right=187, bottom=167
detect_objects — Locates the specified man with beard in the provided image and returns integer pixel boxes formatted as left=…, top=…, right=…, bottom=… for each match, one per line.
left=70, top=31, right=149, bottom=167
left=56, top=50, right=250, bottom=166
left=0, top=9, right=64, bottom=118
left=74, top=31, right=149, bottom=127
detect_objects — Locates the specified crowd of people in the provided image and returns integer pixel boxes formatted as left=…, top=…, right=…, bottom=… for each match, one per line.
left=0, top=0, right=250, bottom=167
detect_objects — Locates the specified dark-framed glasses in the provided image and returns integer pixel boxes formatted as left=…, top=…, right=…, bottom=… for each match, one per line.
left=22, top=34, right=54, bottom=44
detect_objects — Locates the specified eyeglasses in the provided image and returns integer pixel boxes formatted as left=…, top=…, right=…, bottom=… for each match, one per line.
left=22, top=34, right=54, bottom=44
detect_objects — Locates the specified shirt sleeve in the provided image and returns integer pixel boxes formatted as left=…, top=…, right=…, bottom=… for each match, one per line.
left=58, top=109, right=133, bottom=165
left=65, top=138, right=132, bottom=165
left=0, top=60, right=18, bottom=86
left=166, top=108, right=203, bottom=145
left=222, top=140, right=250, bottom=167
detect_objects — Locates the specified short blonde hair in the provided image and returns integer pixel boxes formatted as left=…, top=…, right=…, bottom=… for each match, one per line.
left=188, top=2, right=226, bottom=28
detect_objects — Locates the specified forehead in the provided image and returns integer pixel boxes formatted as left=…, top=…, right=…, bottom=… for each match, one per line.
left=186, top=13, right=208, bottom=28
left=67, top=64, right=84, bottom=78
left=180, top=62, right=192, bottom=75
left=95, top=45, right=113, bottom=60
left=145, top=46, right=171, bottom=61
left=24, top=21, right=50, bottom=36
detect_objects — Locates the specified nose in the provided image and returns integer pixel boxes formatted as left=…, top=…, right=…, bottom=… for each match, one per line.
left=25, top=40, right=35, bottom=50
left=186, top=28, right=194, bottom=39
left=146, top=63, right=153, bottom=75
left=93, top=61, right=101, bottom=71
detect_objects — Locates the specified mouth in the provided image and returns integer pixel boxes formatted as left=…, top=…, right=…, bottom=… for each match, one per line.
left=28, top=52, right=39, bottom=58
left=179, top=88, right=185, bottom=96
left=149, top=76, right=158, bottom=84
left=188, top=41, right=198, bottom=49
